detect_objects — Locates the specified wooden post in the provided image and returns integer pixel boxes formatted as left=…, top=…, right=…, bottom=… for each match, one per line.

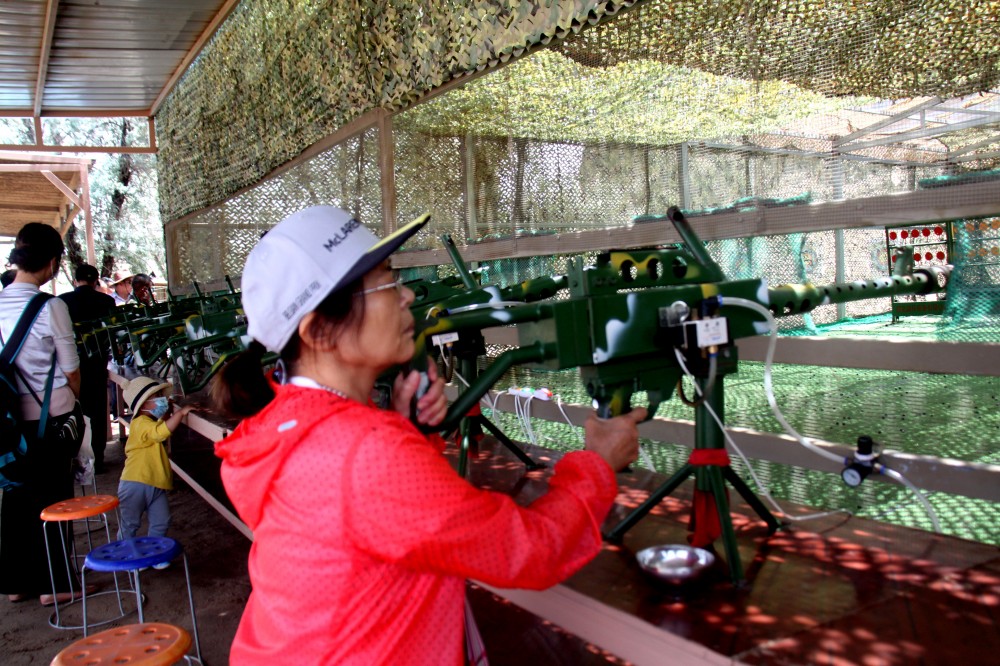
left=377, top=109, right=396, bottom=235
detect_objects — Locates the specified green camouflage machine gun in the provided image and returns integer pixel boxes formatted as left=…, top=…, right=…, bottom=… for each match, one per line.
left=411, top=206, right=951, bottom=583
left=71, top=278, right=251, bottom=394
left=386, top=235, right=569, bottom=474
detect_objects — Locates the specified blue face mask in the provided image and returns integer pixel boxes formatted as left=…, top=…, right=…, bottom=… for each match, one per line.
left=147, top=397, right=170, bottom=420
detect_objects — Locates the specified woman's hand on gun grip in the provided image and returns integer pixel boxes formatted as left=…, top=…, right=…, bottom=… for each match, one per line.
left=583, top=408, right=647, bottom=472
left=392, top=359, right=447, bottom=427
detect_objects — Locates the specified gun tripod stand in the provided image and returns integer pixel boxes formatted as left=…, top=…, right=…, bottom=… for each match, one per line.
left=604, top=374, right=781, bottom=584
left=446, top=355, right=543, bottom=479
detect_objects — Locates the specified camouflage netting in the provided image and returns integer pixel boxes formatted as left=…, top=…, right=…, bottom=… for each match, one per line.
left=156, top=0, right=1000, bottom=222
left=482, top=361, right=1000, bottom=546
left=156, top=1, right=1000, bottom=542
left=156, top=0, right=644, bottom=222
left=555, top=0, right=1000, bottom=99
left=162, top=0, right=1000, bottom=332
left=165, top=127, right=392, bottom=288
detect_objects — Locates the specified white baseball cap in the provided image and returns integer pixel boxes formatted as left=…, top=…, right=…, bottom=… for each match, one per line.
left=241, top=206, right=429, bottom=353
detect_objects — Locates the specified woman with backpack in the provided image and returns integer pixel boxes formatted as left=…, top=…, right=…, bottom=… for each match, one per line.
left=0, top=222, right=82, bottom=605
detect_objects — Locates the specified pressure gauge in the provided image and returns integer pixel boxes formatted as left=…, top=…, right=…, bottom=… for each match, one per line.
left=842, top=466, right=864, bottom=487
left=841, top=463, right=871, bottom=487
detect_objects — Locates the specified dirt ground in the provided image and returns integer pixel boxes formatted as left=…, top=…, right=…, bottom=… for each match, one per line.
left=1, top=436, right=252, bottom=665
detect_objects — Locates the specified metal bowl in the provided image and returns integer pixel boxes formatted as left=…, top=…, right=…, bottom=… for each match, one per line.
left=636, top=544, right=715, bottom=585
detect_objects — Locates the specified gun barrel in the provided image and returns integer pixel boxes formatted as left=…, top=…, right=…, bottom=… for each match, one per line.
left=767, top=265, right=950, bottom=316
left=441, top=234, right=479, bottom=290
left=667, top=207, right=726, bottom=283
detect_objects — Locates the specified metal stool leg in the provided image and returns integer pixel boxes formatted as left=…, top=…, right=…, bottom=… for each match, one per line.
left=43, top=520, right=74, bottom=628
left=179, top=553, right=202, bottom=663
left=42, top=495, right=126, bottom=630
left=81, top=536, right=199, bottom=662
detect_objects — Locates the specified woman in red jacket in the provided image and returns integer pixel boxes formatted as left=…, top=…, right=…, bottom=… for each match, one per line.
left=212, top=206, right=644, bottom=665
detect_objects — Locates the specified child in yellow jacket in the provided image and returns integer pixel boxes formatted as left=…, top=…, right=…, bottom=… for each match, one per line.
left=118, top=377, right=193, bottom=551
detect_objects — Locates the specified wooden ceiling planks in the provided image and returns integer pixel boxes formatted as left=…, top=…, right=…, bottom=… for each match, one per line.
left=0, top=151, right=93, bottom=260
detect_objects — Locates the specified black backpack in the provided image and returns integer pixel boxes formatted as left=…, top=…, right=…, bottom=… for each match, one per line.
left=0, top=292, right=56, bottom=490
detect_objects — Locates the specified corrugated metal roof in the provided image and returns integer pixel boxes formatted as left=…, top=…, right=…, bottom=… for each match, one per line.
left=0, top=0, right=237, bottom=124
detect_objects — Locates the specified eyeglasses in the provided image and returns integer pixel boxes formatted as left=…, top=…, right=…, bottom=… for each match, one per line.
left=356, top=280, right=402, bottom=297
left=356, top=270, right=404, bottom=297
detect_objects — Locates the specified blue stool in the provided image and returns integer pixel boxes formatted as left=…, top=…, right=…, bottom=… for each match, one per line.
left=82, top=537, right=202, bottom=663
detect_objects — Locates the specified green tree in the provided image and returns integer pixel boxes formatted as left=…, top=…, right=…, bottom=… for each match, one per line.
left=0, top=117, right=164, bottom=281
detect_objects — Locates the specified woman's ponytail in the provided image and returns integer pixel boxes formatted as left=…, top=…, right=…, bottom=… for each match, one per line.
left=210, top=341, right=275, bottom=419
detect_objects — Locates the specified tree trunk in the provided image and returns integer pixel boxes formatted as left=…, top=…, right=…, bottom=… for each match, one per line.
left=101, top=120, right=135, bottom=276
left=65, top=225, right=86, bottom=269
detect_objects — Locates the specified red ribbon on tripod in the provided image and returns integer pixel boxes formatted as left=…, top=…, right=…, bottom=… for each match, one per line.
left=686, top=448, right=731, bottom=548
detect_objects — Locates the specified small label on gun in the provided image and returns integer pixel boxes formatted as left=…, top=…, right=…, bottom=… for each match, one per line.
left=432, top=332, right=460, bottom=347
left=694, top=318, right=728, bottom=347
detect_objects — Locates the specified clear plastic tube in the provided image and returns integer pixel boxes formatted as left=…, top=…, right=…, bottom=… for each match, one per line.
left=673, top=347, right=847, bottom=522
left=637, top=443, right=656, bottom=470
left=720, top=296, right=941, bottom=532
left=877, top=464, right=941, bottom=533
left=521, top=395, right=538, bottom=446
left=720, top=297, right=845, bottom=465
left=554, top=395, right=578, bottom=433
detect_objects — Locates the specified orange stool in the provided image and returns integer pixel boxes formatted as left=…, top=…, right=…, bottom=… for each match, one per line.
left=40, top=494, right=133, bottom=630
left=50, top=622, right=196, bottom=666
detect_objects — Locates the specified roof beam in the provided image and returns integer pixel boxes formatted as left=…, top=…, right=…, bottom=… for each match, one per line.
left=0, top=108, right=154, bottom=118
left=0, top=150, right=92, bottom=164
left=41, top=169, right=81, bottom=208
left=0, top=143, right=156, bottom=154
left=700, top=141, right=943, bottom=167
left=840, top=114, right=1000, bottom=152
left=833, top=97, right=942, bottom=148
left=0, top=202, right=58, bottom=212
left=953, top=149, right=1000, bottom=163
left=948, top=134, right=1000, bottom=158
left=932, top=105, right=1000, bottom=118
left=391, top=178, right=1000, bottom=268
left=33, top=0, right=61, bottom=119
left=0, top=162, right=84, bottom=173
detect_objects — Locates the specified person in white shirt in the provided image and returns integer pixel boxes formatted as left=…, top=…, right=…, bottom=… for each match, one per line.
left=0, top=223, right=82, bottom=606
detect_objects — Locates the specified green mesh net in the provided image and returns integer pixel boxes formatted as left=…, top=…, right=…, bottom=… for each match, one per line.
left=157, top=0, right=999, bottom=547
left=476, top=356, right=1000, bottom=547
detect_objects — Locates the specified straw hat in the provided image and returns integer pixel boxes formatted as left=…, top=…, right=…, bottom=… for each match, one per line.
left=122, top=376, right=172, bottom=415
left=109, top=270, right=134, bottom=286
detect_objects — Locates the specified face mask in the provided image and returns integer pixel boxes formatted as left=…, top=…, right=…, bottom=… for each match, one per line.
left=147, top=397, right=170, bottom=420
